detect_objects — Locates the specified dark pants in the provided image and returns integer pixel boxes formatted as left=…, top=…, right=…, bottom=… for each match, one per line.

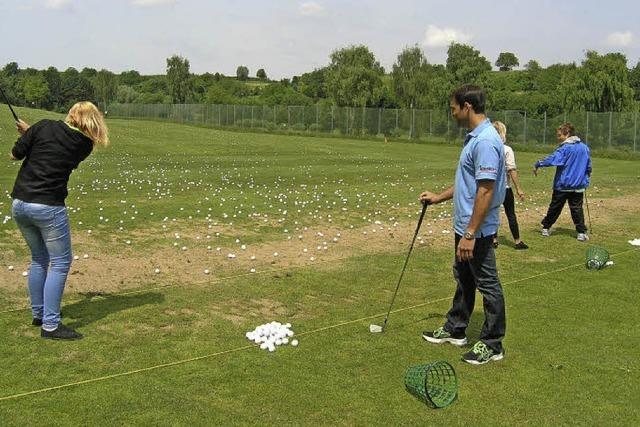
left=444, top=234, right=506, bottom=353
left=541, top=190, right=587, bottom=233
left=497, top=188, right=520, bottom=240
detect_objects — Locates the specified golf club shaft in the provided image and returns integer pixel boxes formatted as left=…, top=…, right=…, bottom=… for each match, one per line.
left=381, top=202, right=428, bottom=327
left=584, top=191, right=592, bottom=234
left=0, top=86, right=19, bottom=122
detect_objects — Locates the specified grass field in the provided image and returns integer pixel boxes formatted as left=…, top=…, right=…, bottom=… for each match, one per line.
left=0, top=107, right=639, bottom=425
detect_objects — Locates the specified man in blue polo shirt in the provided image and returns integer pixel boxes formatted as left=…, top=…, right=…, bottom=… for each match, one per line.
left=419, top=85, right=507, bottom=365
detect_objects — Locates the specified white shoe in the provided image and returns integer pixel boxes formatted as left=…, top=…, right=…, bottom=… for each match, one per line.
left=541, top=228, right=550, bottom=237
left=577, top=233, right=589, bottom=242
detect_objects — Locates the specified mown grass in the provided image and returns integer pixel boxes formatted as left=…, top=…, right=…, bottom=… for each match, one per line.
left=0, top=108, right=638, bottom=425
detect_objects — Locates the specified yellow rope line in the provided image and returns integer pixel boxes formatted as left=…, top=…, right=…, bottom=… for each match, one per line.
left=0, top=247, right=637, bottom=402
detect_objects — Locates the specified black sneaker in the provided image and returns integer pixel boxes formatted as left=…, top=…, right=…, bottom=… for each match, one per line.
left=41, top=324, right=83, bottom=340
left=461, top=341, right=504, bottom=365
left=422, top=326, right=468, bottom=346
left=514, top=241, right=529, bottom=250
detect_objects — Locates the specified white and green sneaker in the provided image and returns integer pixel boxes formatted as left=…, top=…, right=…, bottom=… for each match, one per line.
left=422, top=326, right=468, bottom=347
left=462, top=341, right=504, bottom=365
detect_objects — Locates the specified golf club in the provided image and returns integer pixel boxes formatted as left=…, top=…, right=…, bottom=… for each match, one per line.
left=0, top=85, right=19, bottom=122
left=370, top=201, right=429, bottom=333
left=584, top=190, right=593, bottom=235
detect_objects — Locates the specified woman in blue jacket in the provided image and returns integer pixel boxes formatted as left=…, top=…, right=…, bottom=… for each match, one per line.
left=534, top=123, right=592, bottom=241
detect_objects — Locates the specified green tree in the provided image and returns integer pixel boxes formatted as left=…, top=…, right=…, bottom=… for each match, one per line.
left=325, top=45, right=385, bottom=107
left=119, top=70, right=142, bottom=86
left=236, top=66, right=249, bottom=81
left=561, top=51, right=635, bottom=112
left=495, top=52, right=519, bottom=71
left=116, top=85, right=139, bottom=103
left=22, top=74, right=50, bottom=108
left=629, top=60, right=640, bottom=101
left=446, top=43, right=491, bottom=84
left=93, top=69, right=118, bottom=109
left=256, top=68, right=267, bottom=79
left=166, top=55, right=191, bottom=103
left=391, top=45, right=432, bottom=108
left=80, top=67, right=97, bottom=78
left=3, top=62, right=19, bottom=77
left=42, top=66, right=62, bottom=110
left=299, top=67, right=327, bottom=100
left=60, top=67, right=94, bottom=108
left=524, top=60, right=541, bottom=72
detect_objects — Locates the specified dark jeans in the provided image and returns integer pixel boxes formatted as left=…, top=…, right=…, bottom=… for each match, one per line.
left=502, top=188, right=520, bottom=240
left=444, top=234, right=506, bottom=353
left=541, top=190, right=586, bottom=233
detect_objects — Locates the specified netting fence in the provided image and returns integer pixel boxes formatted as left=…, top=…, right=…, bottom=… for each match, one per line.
left=107, top=103, right=639, bottom=151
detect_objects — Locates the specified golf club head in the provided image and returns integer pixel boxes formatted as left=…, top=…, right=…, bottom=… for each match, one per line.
left=369, top=324, right=383, bottom=333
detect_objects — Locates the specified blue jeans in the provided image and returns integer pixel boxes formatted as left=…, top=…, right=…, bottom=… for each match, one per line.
left=12, top=199, right=72, bottom=329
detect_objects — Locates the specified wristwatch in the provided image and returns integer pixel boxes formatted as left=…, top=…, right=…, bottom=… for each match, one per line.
left=463, top=231, right=475, bottom=240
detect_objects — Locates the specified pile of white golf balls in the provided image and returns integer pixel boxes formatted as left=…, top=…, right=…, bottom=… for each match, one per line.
left=245, top=321, right=298, bottom=352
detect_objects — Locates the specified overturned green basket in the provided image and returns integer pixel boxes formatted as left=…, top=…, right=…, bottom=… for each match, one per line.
left=404, top=361, right=457, bottom=408
left=586, top=246, right=609, bottom=270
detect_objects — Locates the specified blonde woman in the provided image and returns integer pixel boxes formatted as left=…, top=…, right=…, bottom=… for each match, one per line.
left=492, top=121, right=528, bottom=250
left=10, top=102, right=109, bottom=340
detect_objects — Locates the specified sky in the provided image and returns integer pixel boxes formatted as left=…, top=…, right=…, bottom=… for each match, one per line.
left=0, top=0, right=638, bottom=79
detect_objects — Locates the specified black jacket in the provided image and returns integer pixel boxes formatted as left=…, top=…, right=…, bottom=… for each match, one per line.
left=11, top=120, right=93, bottom=206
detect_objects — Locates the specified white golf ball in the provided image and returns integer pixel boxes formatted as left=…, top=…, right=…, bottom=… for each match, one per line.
left=73, top=255, right=79, bottom=260
left=7, top=265, right=14, bottom=271
left=154, top=268, right=160, bottom=274
left=204, top=269, right=210, bottom=275
left=22, top=271, right=28, bottom=277
left=291, top=339, right=299, bottom=347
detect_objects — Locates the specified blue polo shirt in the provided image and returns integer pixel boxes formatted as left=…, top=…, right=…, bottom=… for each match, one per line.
left=453, top=119, right=506, bottom=237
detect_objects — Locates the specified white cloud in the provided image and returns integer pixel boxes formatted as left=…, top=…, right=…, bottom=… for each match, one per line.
left=298, top=2, right=325, bottom=17
left=44, top=0, right=72, bottom=9
left=605, top=31, right=633, bottom=47
left=422, top=25, right=472, bottom=48
left=132, top=0, right=176, bottom=7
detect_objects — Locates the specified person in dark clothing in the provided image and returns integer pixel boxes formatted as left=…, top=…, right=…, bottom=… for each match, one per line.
left=534, top=123, right=592, bottom=242
left=492, top=121, right=528, bottom=250
left=9, top=101, right=109, bottom=340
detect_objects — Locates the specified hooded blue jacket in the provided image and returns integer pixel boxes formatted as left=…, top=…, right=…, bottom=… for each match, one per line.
left=535, top=136, right=592, bottom=191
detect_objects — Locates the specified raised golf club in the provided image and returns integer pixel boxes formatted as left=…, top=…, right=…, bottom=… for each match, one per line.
left=370, top=200, right=429, bottom=333
left=0, top=85, right=19, bottom=122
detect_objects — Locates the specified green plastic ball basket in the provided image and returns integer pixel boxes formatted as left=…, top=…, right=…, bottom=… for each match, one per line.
left=586, top=246, right=609, bottom=270
left=404, top=361, right=457, bottom=408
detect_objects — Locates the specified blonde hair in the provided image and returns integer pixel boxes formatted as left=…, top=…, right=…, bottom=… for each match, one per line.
left=65, top=101, right=110, bottom=147
left=493, top=120, right=507, bottom=143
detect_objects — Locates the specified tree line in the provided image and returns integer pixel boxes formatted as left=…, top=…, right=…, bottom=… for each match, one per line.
left=1, top=43, right=639, bottom=119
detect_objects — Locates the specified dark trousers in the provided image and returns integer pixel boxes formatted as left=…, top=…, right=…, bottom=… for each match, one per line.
left=500, top=188, right=520, bottom=240
left=541, top=190, right=587, bottom=233
left=444, top=234, right=506, bottom=353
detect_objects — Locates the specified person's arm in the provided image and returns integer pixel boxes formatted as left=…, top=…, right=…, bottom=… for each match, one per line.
left=10, top=120, right=35, bottom=161
left=457, top=180, right=494, bottom=261
left=534, top=146, right=566, bottom=175
left=508, top=170, right=525, bottom=200
left=419, top=186, right=454, bottom=205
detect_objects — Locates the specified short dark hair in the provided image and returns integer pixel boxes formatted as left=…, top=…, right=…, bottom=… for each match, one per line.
left=450, top=84, right=486, bottom=114
left=557, top=122, right=575, bottom=136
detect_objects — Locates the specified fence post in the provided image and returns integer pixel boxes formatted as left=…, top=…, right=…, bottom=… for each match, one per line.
left=395, top=109, right=399, bottom=130
left=543, top=111, right=547, bottom=145
left=362, top=106, right=366, bottom=135
left=331, top=106, right=334, bottom=131
left=447, top=110, right=450, bottom=139
left=634, top=110, right=638, bottom=152
left=585, top=111, right=589, bottom=144
left=411, top=108, right=415, bottom=139
left=287, top=106, right=290, bottom=128
left=523, top=110, right=527, bottom=144
left=608, top=111, right=612, bottom=149
left=233, top=105, right=236, bottom=125
left=429, top=110, right=433, bottom=136
left=377, top=108, right=381, bottom=135
left=316, top=104, right=319, bottom=129
left=251, top=106, right=254, bottom=128
left=301, top=106, right=305, bottom=128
